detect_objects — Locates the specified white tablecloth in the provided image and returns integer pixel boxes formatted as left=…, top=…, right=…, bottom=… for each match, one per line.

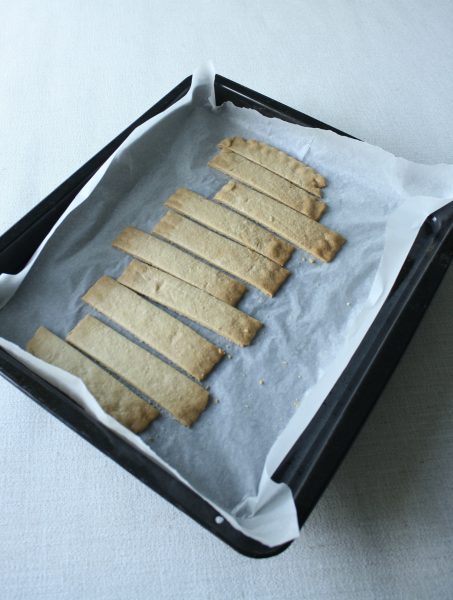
left=1, top=2, right=452, bottom=598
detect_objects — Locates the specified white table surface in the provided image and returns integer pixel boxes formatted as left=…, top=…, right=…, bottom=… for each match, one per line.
left=1, top=2, right=452, bottom=598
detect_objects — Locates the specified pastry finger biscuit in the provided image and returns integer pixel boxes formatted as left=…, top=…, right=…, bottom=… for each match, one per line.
left=26, top=326, right=160, bottom=433
left=83, top=276, right=224, bottom=381
left=66, top=315, right=208, bottom=427
left=215, top=181, right=346, bottom=262
left=118, top=259, right=262, bottom=346
left=165, top=188, right=294, bottom=266
left=218, top=137, right=326, bottom=197
left=113, top=226, right=245, bottom=306
left=209, top=149, right=326, bottom=221
left=153, top=211, right=290, bottom=296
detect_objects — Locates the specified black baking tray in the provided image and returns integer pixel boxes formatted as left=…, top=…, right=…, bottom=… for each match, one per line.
left=1, top=75, right=452, bottom=558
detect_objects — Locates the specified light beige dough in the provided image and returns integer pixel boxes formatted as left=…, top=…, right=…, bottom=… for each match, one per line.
left=208, top=149, right=326, bottom=220
left=113, top=226, right=245, bottom=306
left=165, top=188, right=294, bottom=266
left=218, top=137, right=326, bottom=197
left=215, top=182, right=346, bottom=262
left=26, top=326, right=159, bottom=433
left=118, top=260, right=262, bottom=346
left=66, top=315, right=208, bottom=427
left=153, top=212, right=290, bottom=296
left=82, top=276, right=224, bottom=381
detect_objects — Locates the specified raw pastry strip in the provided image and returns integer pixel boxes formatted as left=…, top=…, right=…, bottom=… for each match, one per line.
left=208, top=150, right=326, bottom=221
left=26, top=327, right=159, bottom=433
left=215, top=182, right=346, bottom=262
left=218, top=137, right=326, bottom=197
left=83, top=276, right=224, bottom=381
left=66, top=315, right=208, bottom=427
left=118, top=259, right=262, bottom=346
left=113, top=226, right=245, bottom=306
left=153, top=212, right=289, bottom=296
left=165, top=188, right=294, bottom=266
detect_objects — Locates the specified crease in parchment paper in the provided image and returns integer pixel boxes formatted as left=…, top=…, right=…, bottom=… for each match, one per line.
left=1, top=64, right=452, bottom=547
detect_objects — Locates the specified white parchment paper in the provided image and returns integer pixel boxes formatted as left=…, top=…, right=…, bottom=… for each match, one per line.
left=1, top=65, right=452, bottom=547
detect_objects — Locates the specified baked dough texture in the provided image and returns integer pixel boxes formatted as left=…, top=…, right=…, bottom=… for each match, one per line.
left=165, top=188, right=294, bottom=266
left=218, top=137, right=326, bottom=197
left=215, top=181, right=346, bottom=262
left=113, top=226, right=245, bottom=306
left=118, top=259, right=262, bottom=346
left=66, top=315, right=208, bottom=427
left=26, top=326, right=159, bottom=433
left=153, top=211, right=290, bottom=296
left=209, top=149, right=326, bottom=221
left=83, top=276, right=224, bottom=380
